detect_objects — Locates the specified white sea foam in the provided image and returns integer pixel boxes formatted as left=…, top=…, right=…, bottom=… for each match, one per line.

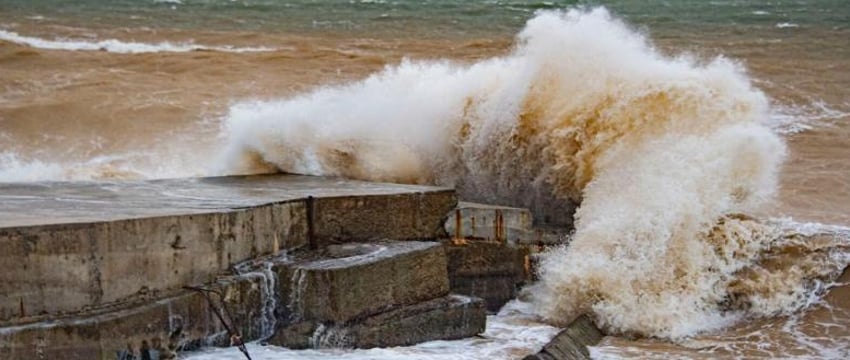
left=769, top=100, right=849, bottom=135
left=218, top=7, right=850, bottom=341
left=0, top=153, right=67, bottom=183
left=0, top=151, right=204, bottom=182
left=184, top=300, right=560, bottom=360
left=776, top=22, right=800, bottom=29
left=0, top=29, right=275, bottom=53
left=587, top=219, right=850, bottom=359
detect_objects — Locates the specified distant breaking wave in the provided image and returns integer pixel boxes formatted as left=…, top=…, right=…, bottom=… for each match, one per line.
left=0, top=29, right=275, bottom=54
left=221, top=8, right=849, bottom=340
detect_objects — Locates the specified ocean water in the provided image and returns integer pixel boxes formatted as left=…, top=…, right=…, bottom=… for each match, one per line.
left=1, top=1, right=849, bottom=359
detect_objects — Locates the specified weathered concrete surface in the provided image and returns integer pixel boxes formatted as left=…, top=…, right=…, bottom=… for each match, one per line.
left=522, top=315, right=603, bottom=360
left=446, top=202, right=533, bottom=243
left=0, top=175, right=455, bottom=324
left=313, top=193, right=456, bottom=247
left=0, top=274, right=270, bottom=360
left=455, top=183, right=577, bottom=228
left=276, top=241, right=450, bottom=323
left=269, top=241, right=486, bottom=350
left=450, top=275, right=524, bottom=312
left=445, top=241, right=528, bottom=278
left=0, top=175, right=453, bottom=228
left=445, top=202, right=570, bottom=246
left=1, top=202, right=304, bottom=325
left=444, top=242, right=530, bottom=312
left=441, top=202, right=573, bottom=312
left=271, top=294, right=486, bottom=349
left=0, top=238, right=485, bottom=358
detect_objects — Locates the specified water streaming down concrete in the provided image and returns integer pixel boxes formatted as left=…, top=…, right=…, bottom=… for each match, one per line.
left=233, top=260, right=281, bottom=340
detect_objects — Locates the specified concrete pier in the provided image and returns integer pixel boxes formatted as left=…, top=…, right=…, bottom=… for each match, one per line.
left=2, top=174, right=591, bottom=359
left=0, top=175, right=455, bottom=328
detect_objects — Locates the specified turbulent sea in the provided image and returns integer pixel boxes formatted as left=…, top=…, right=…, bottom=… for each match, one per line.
left=2, top=0, right=849, bottom=359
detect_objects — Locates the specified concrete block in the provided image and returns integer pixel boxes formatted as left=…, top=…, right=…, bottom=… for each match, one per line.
left=0, top=175, right=453, bottom=323
left=272, top=294, right=486, bottom=349
left=445, top=202, right=534, bottom=243
left=445, top=242, right=529, bottom=278
left=0, top=275, right=270, bottom=360
left=277, top=241, right=449, bottom=323
left=445, top=202, right=570, bottom=246
left=311, top=191, right=456, bottom=247
left=450, top=275, right=521, bottom=312
left=444, top=242, right=529, bottom=312
left=0, top=203, right=305, bottom=323
left=523, top=315, right=604, bottom=360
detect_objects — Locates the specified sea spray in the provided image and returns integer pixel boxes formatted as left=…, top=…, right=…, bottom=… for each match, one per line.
left=0, top=150, right=204, bottom=182
left=219, top=7, right=850, bottom=340
left=220, top=7, right=778, bottom=211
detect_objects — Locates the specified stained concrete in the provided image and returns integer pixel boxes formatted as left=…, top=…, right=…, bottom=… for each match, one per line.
left=1, top=175, right=501, bottom=358
left=0, top=175, right=452, bottom=228
left=441, top=202, right=573, bottom=312
left=269, top=241, right=487, bottom=349
left=272, top=294, right=486, bottom=349
left=0, top=175, right=455, bottom=324
left=444, top=242, right=530, bottom=312
left=446, top=202, right=533, bottom=243
left=445, top=202, right=569, bottom=246
left=0, top=274, right=269, bottom=360
left=0, top=238, right=488, bottom=359
left=276, top=241, right=450, bottom=323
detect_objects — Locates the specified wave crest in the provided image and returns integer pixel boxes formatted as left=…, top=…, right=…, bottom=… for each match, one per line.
left=0, top=29, right=275, bottom=54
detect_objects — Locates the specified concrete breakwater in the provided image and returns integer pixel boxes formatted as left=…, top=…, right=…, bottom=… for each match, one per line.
left=0, top=175, right=485, bottom=359
left=0, top=174, right=592, bottom=360
left=0, top=175, right=455, bottom=321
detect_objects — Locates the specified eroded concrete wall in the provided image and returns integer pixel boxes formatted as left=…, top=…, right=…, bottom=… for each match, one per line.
left=311, top=191, right=456, bottom=247
left=0, top=202, right=307, bottom=323
left=0, top=275, right=267, bottom=360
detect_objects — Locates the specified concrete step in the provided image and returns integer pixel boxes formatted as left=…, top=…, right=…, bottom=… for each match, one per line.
left=271, top=294, right=486, bottom=349
left=275, top=241, right=450, bottom=324
left=0, top=272, right=274, bottom=360
left=0, top=240, right=489, bottom=358
left=268, top=240, right=487, bottom=349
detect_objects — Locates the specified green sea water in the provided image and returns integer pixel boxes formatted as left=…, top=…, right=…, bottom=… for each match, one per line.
left=1, top=0, right=847, bottom=38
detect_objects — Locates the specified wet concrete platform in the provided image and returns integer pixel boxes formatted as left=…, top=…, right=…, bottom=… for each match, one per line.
left=0, top=174, right=451, bottom=228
